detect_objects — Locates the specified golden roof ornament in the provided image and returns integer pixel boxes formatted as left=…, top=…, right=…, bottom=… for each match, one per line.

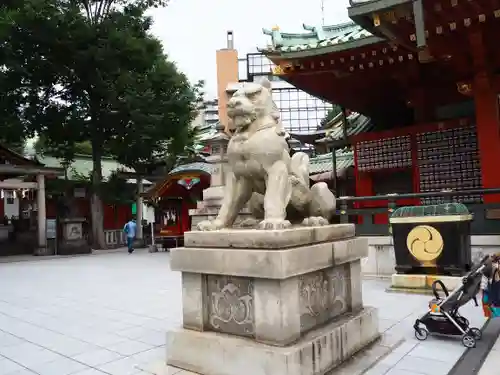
left=272, top=63, right=293, bottom=76
left=457, top=82, right=473, bottom=96
left=272, top=65, right=285, bottom=75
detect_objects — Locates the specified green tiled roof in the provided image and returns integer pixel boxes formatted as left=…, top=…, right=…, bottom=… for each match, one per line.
left=261, top=22, right=379, bottom=54
left=38, top=155, right=133, bottom=180
left=319, top=113, right=373, bottom=143
left=169, top=162, right=213, bottom=176
left=289, top=113, right=372, bottom=146
left=169, top=151, right=353, bottom=178
left=309, top=149, right=354, bottom=175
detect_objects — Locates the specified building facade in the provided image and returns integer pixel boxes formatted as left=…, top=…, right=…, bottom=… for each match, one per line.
left=239, top=52, right=333, bottom=135
left=259, top=2, right=500, bottom=236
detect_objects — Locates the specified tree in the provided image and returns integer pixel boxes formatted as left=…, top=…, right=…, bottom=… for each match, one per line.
left=0, top=137, right=26, bottom=155
left=109, top=63, right=204, bottom=176
left=34, top=135, right=112, bottom=157
left=320, top=105, right=343, bottom=128
left=0, top=0, right=200, bottom=248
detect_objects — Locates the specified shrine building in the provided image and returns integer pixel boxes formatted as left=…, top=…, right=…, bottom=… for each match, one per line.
left=259, top=0, right=500, bottom=235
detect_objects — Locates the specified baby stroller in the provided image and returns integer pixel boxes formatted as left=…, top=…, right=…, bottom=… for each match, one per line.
left=413, top=255, right=492, bottom=348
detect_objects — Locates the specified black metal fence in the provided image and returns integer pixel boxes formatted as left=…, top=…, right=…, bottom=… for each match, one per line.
left=334, top=188, right=500, bottom=236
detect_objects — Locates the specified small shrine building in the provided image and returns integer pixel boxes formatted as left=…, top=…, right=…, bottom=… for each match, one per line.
left=0, top=144, right=64, bottom=255
left=144, top=161, right=212, bottom=237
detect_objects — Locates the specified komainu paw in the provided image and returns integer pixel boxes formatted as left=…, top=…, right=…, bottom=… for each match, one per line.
left=258, top=219, right=292, bottom=230
left=238, top=218, right=260, bottom=228
left=302, top=216, right=329, bottom=227
left=196, top=219, right=225, bottom=231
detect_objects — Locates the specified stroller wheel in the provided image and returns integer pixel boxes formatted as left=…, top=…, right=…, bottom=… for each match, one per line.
left=469, top=327, right=482, bottom=340
left=415, top=328, right=429, bottom=341
left=462, top=334, right=476, bottom=348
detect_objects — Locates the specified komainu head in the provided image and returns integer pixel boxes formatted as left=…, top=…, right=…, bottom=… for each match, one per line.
left=226, top=78, right=276, bottom=131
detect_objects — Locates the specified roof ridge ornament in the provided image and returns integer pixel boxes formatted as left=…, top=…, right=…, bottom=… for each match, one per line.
left=272, top=65, right=285, bottom=75
left=302, top=23, right=326, bottom=41
left=262, top=26, right=283, bottom=48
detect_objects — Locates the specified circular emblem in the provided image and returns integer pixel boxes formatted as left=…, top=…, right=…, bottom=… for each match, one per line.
left=406, top=225, right=444, bottom=262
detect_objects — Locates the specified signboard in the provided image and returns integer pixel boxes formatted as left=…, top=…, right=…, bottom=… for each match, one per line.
left=74, top=188, right=86, bottom=198
left=65, top=223, right=83, bottom=240
left=131, top=203, right=137, bottom=215
left=46, top=219, right=57, bottom=239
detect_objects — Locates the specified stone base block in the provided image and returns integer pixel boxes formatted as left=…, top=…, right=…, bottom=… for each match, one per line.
left=190, top=212, right=252, bottom=231
left=184, top=224, right=355, bottom=249
left=33, top=246, right=55, bottom=256
left=167, top=307, right=379, bottom=375
left=171, top=237, right=367, bottom=279
left=58, top=240, right=92, bottom=255
left=391, top=273, right=462, bottom=293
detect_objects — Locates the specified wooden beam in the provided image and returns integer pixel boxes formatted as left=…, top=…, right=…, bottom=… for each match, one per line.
left=0, top=165, right=64, bottom=176
left=0, top=181, right=37, bottom=189
left=348, top=0, right=411, bottom=18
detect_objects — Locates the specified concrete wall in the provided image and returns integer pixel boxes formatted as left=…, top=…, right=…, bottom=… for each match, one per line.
left=216, top=48, right=238, bottom=133
left=362, top=235, right=500, bottom=278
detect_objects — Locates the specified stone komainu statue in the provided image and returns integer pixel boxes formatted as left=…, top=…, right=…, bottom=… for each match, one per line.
left=197, top=78, right=336, bottom=231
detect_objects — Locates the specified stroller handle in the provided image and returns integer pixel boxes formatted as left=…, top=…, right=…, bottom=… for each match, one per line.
left=464, top=255, right=492, bottom=283
left=432, top=279, right=449, bottom=300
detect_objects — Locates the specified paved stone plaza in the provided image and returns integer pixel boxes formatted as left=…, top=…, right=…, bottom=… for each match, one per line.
left=0, top=250, right=491, bottom=375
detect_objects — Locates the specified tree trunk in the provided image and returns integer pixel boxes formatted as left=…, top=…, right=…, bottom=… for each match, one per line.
left=91, top=144, right=107, bottom=249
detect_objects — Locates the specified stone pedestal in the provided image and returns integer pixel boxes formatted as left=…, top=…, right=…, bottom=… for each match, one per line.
left=390, top=273, right=462, bottom=294
left=58, top=218, right=91, bottom=255
left=167, top=224, right=379, bottom=375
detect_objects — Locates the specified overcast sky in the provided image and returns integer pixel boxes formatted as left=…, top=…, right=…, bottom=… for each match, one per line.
left=149, top=0, right=351, bottom=98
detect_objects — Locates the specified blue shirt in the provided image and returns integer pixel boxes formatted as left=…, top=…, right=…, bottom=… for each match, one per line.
left=124, top=221, right=137, bottom=238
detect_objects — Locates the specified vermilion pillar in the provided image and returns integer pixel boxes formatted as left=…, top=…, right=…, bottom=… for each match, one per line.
left=474, top=73, right=500, bottom=202
left=470, top=32, right=500, bottom=202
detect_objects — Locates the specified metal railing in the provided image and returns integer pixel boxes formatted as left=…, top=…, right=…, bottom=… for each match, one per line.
left=334, top=188, right=500, bottom=236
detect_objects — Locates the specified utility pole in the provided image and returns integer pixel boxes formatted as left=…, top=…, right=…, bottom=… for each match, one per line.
left=321, top=0, right=325, bottom=26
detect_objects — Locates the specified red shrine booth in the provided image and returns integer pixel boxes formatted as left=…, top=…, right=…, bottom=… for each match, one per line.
left=144, top=163, right=211, bottom=243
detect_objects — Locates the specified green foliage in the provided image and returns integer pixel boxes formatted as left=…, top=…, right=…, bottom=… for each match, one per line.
left=99, top=172, right=135, bottom=205
left=1, top=0, right=199, bottom=166
left=34, top=135, right=112, bottom=157
left=320, top=105, right=343, bottom=128
left=0, top=138, right=26, bottom=155
left=0, top=0, right=201, bottom=247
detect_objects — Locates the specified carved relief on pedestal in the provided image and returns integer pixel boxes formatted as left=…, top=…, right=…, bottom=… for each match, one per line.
left=299, top=265, right=349, bottom=333
left=330, top=265, right=349, bottom=313
left=300, top=273, right=329, bottom=317
left=206, top=275, right=255, bottom=337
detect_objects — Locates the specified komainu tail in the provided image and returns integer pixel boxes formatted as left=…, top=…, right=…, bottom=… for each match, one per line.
left=290, top=152, right=309, bottom=187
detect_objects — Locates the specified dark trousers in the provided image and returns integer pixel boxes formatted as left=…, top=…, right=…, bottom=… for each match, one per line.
left=126, top=236, right=135, bottom=252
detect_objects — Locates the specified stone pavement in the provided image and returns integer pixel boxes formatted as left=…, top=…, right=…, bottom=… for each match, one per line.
left=0, top=250, right=490, bottom=375
left=477, top=332, right=500, bottom=375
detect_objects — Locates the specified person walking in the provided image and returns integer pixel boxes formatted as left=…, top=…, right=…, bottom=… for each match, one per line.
left=481, top=254, right=500, bottom=318
left=123, top=218, right=137, bottom=254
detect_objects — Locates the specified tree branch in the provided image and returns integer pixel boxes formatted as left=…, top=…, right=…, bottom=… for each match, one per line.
left=81, top=0, right=93, bottom=22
